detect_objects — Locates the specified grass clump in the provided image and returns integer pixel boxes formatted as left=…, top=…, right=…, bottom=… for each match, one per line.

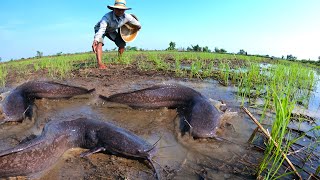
left=0, top=65, right=8, bottom=87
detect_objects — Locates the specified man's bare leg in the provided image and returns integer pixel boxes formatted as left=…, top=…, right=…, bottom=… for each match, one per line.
left=118, top=47, right=125, bottom=59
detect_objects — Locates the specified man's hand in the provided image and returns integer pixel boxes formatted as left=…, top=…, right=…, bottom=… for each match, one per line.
left=92, top=40, right=98, bottom=53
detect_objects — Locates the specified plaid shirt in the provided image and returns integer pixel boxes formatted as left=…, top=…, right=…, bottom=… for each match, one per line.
left=94, top=11, right=141, bottom=41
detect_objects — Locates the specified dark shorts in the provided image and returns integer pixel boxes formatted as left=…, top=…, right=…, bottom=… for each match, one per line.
left=95, top=29, right=126, bottom=48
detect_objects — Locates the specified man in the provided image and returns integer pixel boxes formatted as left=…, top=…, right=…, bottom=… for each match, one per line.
left=92, top=0, right=141, bottom=69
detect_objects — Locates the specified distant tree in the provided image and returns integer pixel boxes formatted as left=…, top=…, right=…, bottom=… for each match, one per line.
left=220, top=49, right=227, bottom=53
left=286, top=54, right=297, bottom=61
left=318, top=56, right=320, bottom=61
left=126, top=46, right=138, bottom=51
left=214, top=47, right=226, bottom=53
left=166, top=41, right=176, bottom=51
left=0, top=57, right=2, bottom=62
left=191, top=44, right=202, bottom=52
left=202, top=46, right=211, bottom=52
left=56, top=52, right=63, bottom=56
left=36, top=51, right=43, bottom=58
left=238, top=49, right=247, bottom=55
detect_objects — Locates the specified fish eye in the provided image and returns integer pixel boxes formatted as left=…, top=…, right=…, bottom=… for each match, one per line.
left=0, top=91, right=10, bottom=102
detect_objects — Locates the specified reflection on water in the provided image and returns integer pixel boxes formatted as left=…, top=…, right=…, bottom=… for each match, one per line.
left=308, top=79, right=320, bottom=113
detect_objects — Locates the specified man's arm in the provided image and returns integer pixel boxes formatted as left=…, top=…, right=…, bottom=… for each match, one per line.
left=92, top=41, right=98, bottom=53
left=92, top=17, right=108, bottom=53
left=94, top=18, right=108, bottom=42
left=127, top=14, right=141, bottom=29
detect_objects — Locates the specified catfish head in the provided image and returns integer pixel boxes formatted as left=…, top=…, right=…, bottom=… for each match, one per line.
left=0, top=90, right=31, bottom=124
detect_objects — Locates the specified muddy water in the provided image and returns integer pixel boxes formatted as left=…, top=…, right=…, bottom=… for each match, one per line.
left=0, top=79, right=262, bottom=179
left=300, top=79, right=320, bottom=138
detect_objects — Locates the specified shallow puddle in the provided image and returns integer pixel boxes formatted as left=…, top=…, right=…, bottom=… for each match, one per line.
left=0, top=78, right=318, bottom=179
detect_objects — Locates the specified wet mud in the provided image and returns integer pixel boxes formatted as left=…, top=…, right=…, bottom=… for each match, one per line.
left=0, top=66, right=318, bottom=179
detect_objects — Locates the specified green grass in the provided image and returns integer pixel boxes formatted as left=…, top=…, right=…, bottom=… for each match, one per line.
left=257, top=83, right=296, bottom=179
left=236, top=62, right=317, bottom=179
left=0, top=65, right=8, bottom=86
left=218, top=60, right=231, bottom=86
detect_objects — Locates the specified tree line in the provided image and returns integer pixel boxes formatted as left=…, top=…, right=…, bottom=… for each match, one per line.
left=165, top=41, right=320, bottom=63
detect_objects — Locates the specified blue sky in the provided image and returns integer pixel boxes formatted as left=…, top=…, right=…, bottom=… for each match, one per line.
left=0, top=0, right=319, bottom=61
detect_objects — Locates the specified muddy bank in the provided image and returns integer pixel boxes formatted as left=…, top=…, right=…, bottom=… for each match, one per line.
left=0, top=65, right=317, bottom=179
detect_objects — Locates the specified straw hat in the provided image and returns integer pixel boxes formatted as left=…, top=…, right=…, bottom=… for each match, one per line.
left=107, top=0, right=132, bottom=10
left=120, top=14, right=140, bottom=42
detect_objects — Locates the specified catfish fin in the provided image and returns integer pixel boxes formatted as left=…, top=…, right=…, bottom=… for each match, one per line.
left=0, top=136, right=44, bottom=157
left=98, top=95, right=109, bottom=101
left=80, top=147, right=106, bottom=157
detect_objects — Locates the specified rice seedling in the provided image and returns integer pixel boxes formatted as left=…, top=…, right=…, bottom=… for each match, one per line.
left=218, top=60, right=230, bottom=86
left=197, top=52, right=215, bottom=61
left=147, top=53, right=169, bottom=71
left=236, top=62, right=318, bottom=179
left=0, top=65, right=8, bottom=87
left=202, top=60, right=215, bottom=77
left=37, top=57, right=73, bottom=79
left=118, top=53, right=133, bottom=65
left=257, top=81, right=296, bottom=179
left=137, top=59, right=153, bottom=71
left=189, top=59, right=203, bottom=78
left=237, top=62, right=262, bottom=105
left=174, top=58, right=186, bottom=77
left=33, top=62, right=40, bottom=72
left=174, top=53, right=186, bottom=62
left=39, top=59, right=50, bottom=69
